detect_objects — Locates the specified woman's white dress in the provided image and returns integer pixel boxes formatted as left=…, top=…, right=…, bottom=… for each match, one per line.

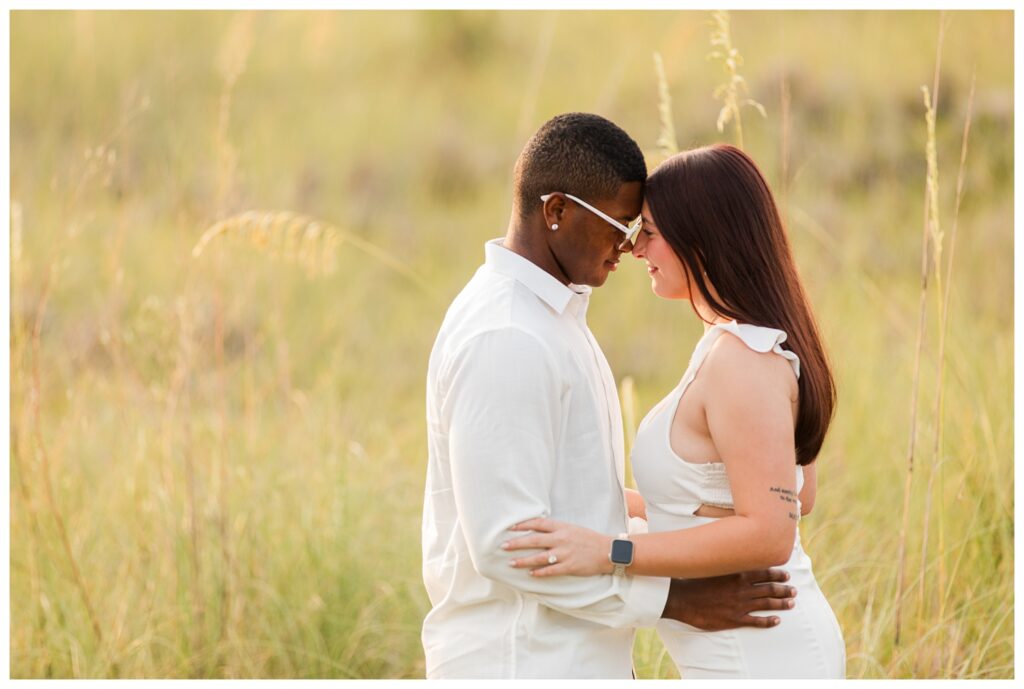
left=631, top=321, right=846, bottom=679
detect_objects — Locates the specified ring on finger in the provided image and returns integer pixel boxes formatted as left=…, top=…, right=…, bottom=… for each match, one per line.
left=547, top=553, right=558, bottom=565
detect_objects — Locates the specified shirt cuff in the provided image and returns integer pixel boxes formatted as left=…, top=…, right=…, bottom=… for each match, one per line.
left=627, top=516, right=649, bottom=535
left=621, top=573, right=671, bottom=628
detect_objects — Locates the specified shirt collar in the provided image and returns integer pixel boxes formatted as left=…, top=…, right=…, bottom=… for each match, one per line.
left=484, top=239, right=591, bottom=317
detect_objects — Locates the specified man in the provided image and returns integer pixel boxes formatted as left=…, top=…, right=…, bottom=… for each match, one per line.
left=422, top=113, right=795, bottom=679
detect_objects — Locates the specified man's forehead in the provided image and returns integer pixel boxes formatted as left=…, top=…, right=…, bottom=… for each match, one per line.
left=611, top=182, right=644, bottom=215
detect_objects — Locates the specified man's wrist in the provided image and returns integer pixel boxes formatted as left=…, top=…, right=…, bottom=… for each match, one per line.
left=661, top=578, right=687, bottom=622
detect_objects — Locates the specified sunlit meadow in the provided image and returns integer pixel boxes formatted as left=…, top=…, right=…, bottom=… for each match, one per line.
left=10, top=10, right=1012, bottom=678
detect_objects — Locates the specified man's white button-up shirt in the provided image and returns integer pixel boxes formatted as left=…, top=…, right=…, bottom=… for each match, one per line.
left=422, top=239, right=670, bottom=678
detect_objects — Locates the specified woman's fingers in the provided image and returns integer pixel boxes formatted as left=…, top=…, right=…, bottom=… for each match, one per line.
left=509, top=519, right=542, bottom=531
left=507, top=551, right=558, bottom=569
left=509, top=553, right=568, bottom=577
left=502, top=533, right=555, bottom=552
left=510, top=517, right=556, bottom=532
left=512, top=515, right=569, bottom=532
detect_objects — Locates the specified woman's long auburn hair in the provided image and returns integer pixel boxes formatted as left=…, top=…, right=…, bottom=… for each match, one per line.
left=645, top=144, right=835, bottom=465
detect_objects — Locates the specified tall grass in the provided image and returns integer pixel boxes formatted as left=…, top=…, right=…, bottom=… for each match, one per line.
left=931, top=71, right=976, bottom=675
left=10, top=10, right=1012, bottom=679
left=707, top=10, right=765, bottom=149
left=652, top=52, right=679, bottom=158
left=894, top=15, right=948, bottom=649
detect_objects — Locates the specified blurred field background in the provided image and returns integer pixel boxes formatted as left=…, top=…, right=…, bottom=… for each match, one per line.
left=9, top=9, right=1013, bottom=679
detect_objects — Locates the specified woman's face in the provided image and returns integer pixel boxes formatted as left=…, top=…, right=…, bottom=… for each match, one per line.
left=631, top=201, right=692, bottom=300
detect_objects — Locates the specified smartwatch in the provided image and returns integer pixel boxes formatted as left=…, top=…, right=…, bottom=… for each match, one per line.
left=609, top=533, right=634, bottom=576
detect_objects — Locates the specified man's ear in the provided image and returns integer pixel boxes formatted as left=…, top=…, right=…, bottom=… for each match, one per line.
left=541, top=194, right=566, bottom=230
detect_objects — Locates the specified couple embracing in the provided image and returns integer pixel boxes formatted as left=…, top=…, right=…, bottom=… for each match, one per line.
left=421, top=113, right=845, bottom=679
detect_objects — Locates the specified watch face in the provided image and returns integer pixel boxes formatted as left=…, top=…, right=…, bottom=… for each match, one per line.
left=610, top=539, right=634, bottom=565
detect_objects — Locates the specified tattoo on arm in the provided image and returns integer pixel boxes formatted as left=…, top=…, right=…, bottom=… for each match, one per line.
left=769, top=486, right=801, bottom=520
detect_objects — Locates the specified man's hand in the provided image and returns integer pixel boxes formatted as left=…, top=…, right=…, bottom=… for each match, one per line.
left=661, top=569, right=796, bottom=630
left=625, top=488, right=647, bottom=520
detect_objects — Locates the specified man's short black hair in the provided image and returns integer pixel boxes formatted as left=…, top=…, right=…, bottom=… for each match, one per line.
left=513, top=112, right=647, bottom=221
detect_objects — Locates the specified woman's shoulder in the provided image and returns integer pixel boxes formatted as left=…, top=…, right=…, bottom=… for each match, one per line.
left=702, top=325, right=799, bottom=398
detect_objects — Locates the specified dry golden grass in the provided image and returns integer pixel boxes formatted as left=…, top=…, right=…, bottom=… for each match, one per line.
left=9, top=10, right=1012, bottom=679
left=707, top=10, right=766, bottom=149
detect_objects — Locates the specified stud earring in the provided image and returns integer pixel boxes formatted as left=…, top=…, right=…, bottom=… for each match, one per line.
left=551, top=224, right=559, bottom=231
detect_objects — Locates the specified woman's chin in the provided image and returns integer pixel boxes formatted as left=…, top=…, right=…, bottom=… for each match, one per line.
left=650, top=280, right=684, bottom=300
left=651, top=284, right=672, bottom=300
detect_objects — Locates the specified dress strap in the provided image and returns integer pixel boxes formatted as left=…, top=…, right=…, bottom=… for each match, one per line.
left=696, top=321, right=801, bottom=379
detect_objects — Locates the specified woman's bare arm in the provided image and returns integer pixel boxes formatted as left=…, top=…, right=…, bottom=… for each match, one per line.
left=799, top=462, right=816, bottom=516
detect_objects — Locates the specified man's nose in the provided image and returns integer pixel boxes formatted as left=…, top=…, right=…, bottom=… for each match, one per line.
left=617, top=237, right=634, bottom=253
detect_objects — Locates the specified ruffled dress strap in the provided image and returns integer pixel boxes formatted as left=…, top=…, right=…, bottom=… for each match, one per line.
left=700, top=320, right=801, bottom=379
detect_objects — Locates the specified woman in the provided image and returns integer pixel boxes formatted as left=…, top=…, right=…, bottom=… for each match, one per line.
left=503, top=144, right=845, bottom=678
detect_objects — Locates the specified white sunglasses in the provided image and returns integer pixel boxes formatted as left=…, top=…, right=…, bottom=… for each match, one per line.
left=540, top=192, right=643, bottom=245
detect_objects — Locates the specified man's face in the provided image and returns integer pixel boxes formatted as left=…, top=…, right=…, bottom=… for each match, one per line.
left=550, top=181, right=643, bottom=288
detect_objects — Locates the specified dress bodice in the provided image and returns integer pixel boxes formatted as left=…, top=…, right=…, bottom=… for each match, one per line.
left=631, top=321, right=803, bottom=531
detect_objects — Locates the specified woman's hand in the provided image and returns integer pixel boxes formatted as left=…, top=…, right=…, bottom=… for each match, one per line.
left=502, top=518, right=614, bottom=577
